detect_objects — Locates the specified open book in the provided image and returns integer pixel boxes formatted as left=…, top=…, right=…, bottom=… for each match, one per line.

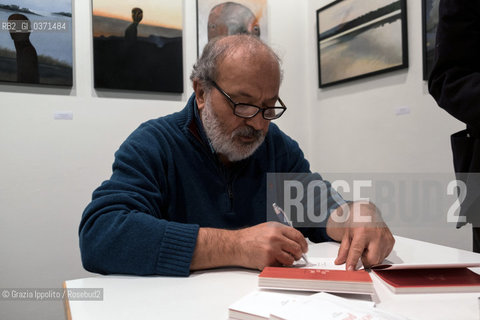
left=373, top=267, right=480, bottom=294
left=367, top=257, right=480, bottom=293
left=297, top=257, right=480, bottom=271
left=370, top=262, right=480, bottom=270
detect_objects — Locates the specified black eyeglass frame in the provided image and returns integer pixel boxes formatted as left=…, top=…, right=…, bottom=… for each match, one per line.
left=209, top=81, right=287, bottom=120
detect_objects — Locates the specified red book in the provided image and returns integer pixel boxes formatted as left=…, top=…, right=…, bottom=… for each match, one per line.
left=373, top=268, right=480, bottom=293
left=258, top=267, right=374, bottom=295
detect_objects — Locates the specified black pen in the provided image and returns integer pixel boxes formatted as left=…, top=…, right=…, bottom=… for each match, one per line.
left=272, top=203, right=311, bottom=265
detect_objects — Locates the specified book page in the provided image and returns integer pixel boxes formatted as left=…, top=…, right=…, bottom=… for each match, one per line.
left=371, top=262, right=480, bottom=270
left=228, top=290, right=309, bottom=319
left=269, top=292, right=407, bottom=320
left=294, top=257, right=363, bottom=270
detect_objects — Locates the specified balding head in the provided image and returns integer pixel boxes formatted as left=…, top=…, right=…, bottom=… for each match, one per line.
left=207, top=2, right=260, bottom=40
left=190, top=34, right=282, bottom=91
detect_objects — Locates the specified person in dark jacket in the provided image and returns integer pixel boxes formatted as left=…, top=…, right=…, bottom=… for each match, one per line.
left=428, top=0, right=480, bottom=252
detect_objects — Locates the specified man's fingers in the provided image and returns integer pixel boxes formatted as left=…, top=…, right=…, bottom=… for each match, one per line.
left=335, top=232, right=350, bottom=265
left=361, top=230, right=395, bottom=267
left=345, top=236, right=367, bottom=271
left=384, top=232, right=395, bottom=258
left=360, top=243, right=383, bottom=268
left=280, top=237, right=304, bottom=261
left=276, top=250, right=296, bottom=266
left=281, top=226, right=308, bottom=254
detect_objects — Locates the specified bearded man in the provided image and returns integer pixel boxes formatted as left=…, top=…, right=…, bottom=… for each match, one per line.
left=79, top=34, right=394, bottom=276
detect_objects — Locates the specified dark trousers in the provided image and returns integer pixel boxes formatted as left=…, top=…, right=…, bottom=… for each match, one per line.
left=473, top=227, right=480, bottom=253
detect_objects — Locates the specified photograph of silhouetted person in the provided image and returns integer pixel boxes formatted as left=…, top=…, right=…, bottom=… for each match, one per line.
left=207, top=2, right=260, bottom=40
left=92, top=1, right=183, bottom=92
left=8, top=13, right=39, bottom=84
left=125, top=7, right=143, bottom=44
left=0, top=2, right=72, bottom=86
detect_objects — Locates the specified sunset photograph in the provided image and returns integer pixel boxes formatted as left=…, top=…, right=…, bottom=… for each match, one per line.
left=92, top=0, right=183, bottom=92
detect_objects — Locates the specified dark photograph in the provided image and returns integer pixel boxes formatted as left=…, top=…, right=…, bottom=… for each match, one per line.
left=92, top=0, right=183, bottom=93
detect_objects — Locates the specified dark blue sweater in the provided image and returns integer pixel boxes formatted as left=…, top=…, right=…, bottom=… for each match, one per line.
left=79, top=94, right=340, bottom=276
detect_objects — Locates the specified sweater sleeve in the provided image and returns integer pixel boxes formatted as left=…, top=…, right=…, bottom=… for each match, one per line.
left=79, top=122, right=199, bottom=276
left=428, top=0, right=480, bottom=133
left=269, top=124, right=344, bottom=243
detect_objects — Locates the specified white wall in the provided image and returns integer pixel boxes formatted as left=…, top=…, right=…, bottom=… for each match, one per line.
left=0, top=0, right=473, bottom=319
left=306, top=0, right=471, bottom=249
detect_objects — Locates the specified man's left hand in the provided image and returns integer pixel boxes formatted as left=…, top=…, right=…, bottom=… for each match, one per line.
left=326, top=201, right=395, bottom=270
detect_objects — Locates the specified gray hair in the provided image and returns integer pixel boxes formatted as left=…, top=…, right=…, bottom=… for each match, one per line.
left=190, top=34, right=283, bottom=90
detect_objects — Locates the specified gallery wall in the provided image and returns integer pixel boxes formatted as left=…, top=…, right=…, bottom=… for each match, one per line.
left=306, top=0, right=470, bottom=249
left=0, top=0, right=472, bottom=319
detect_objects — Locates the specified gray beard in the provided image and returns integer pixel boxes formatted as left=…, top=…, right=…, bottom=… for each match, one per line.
left=201, top=97, right=266, bottom=162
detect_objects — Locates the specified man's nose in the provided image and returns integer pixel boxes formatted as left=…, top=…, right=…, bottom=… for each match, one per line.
left=245, top=111, right=268, bottom=131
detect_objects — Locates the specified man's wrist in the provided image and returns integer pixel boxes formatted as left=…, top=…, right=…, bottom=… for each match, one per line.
left=191, top=227, right=242, bottom=270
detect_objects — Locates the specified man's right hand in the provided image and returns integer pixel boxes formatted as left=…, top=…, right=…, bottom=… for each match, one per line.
left=190, top=222, right=308, bottom=271
left=237, top=222, right=309, bottom=270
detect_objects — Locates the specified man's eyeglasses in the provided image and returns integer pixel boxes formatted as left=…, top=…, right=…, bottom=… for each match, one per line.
left=210, top=81, right=287, bottom=120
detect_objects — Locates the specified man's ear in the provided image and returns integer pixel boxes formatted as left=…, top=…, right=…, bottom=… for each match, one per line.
left=193, top=80, right=206, bottom=111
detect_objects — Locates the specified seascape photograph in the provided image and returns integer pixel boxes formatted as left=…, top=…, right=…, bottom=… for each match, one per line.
left=0, top=1, right=72, bottom=86
left=317, top=0, right=408, bottom=87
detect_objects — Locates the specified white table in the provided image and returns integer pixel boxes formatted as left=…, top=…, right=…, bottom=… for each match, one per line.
left=64, top=236, right=480, bottom=320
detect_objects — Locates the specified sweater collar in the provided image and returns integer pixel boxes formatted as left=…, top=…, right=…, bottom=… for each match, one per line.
left=186, top=93, right=216, bottom=155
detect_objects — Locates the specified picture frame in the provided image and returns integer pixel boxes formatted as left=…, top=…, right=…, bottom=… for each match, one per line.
left=91, top=0, right=183, bottom=93
left=316, top=0, right=409, bottom=88
left=422, top=0, right=439, bottom=81
left=196, top=0, right=268, bottom=56
left=0, top=1, right=73, bottom=87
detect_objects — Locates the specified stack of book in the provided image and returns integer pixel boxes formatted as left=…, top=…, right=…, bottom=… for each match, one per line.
left=258, top=267, right=375, bottom=295
left=228, top=257, right=480, bottom=319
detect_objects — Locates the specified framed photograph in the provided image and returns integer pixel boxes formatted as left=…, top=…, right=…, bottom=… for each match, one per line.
left=196, top=0, right=268, bottom=56
left=316, top=0, right=408, bottom=88
left=0, top=1, right=73, bottom=86
left=422, top=0, right=439, bottom=81
left=92, top=0, right=183, bottom=93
